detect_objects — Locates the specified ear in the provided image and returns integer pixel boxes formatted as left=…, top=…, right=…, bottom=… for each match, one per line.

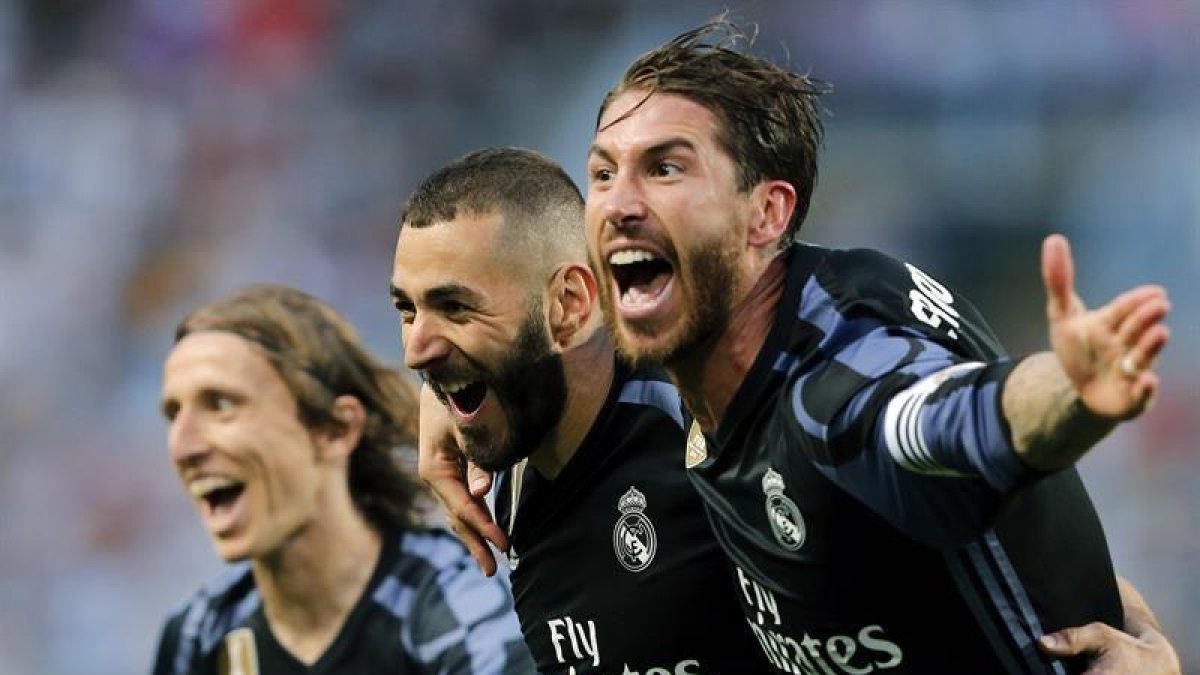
left=317, top=395, right=367, bottom=463
left=546, top=262, right=598, bottom=349
left=747, top=180, right=797, bottom=249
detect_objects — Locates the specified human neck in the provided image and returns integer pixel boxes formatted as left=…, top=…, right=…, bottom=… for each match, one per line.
left=669, top=252, right=788, bottom=434
left=252, top=491, right=382, bottom=665
left=527, top=328, right=616, bottom=480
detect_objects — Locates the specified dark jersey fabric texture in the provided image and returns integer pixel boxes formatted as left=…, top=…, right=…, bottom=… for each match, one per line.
left=152, top=528, right=534, bottom=674
left=686, top=243, right=1121, bottom=675
left=495, top=358, right=771, bottom=675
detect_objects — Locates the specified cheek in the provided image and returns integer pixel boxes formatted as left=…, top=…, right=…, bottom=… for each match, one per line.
left=583, top=202, right=604, bottom=237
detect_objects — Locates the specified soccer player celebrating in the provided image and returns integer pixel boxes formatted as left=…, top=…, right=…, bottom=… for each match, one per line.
left=392, top=147, right=772, bottom=674
left=152, top=285, right=532, bottom=674
left=580, top=20, right=1175, bottom=674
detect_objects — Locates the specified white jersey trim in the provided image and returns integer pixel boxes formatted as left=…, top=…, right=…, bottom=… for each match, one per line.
left=882, top=362, right=985, bottom=477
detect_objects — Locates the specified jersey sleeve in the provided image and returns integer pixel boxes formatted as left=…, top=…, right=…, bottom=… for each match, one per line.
left=403, top=544, right=534, bottom=674
left=783, top=249, right=1044, bottom=547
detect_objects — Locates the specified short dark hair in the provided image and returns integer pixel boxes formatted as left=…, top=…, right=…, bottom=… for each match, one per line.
left=597, top=20, right=830, bottom=247
left=175, top=285, right=425, bottom=532
left=400, top=147, right=586, bottom=265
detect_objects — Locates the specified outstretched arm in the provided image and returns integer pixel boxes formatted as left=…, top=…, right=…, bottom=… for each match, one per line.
left=1039, top=576, right=1181, bottom=675
left=418, top=383, right=507, bottom=576
left=1004, top=235, right=1170, bottom=470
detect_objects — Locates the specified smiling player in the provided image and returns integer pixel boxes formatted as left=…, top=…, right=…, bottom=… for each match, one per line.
left=152, top=284, right=532, bottom=674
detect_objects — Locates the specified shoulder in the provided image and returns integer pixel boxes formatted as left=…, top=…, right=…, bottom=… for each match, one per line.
left=801, top=245, right=1003, bottom=357
left=811, top=246, right=942, bottom=316
left=377, top=528, right=511, bottom=618
left=154, top=564, right=258, bottom=673
left=375, top=528, right=532, bottom=671
left=612, top=366, right=685, bottom=431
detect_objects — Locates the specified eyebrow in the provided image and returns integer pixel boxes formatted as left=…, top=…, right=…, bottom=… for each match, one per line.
left=389, top=281, right=484, bottom=307
left=389, top=283, right=407, bottom=303
left=588, top=137, right=698, bottom=164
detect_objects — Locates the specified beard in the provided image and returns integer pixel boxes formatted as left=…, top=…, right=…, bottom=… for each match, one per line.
left=600, top=232, right=740, bottom=370
left=454, top=303, right=568, bottom=472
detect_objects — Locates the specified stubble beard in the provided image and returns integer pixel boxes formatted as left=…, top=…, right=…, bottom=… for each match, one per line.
left=458, top=305, right=568, bottom=472
left=602, top=233, right=740, bottom=370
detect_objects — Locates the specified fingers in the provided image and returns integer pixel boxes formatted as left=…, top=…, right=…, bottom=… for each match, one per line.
left=467, top=461, right=494, bottom=498
left=1113, top=288, right=1170, bottom=349
left=416, top=383, right=509, bottom=576
left=1038, top=622, right=1121, bottom=656
left=446, top=504, right=500, bottom=577
left=1126, top=324, right=1171, bottom=377
left=441, top=476, right=509, bottom=550
left=1042, top=234, right=1078, bottom=322
left=433, top=481, right=506, bottom=576
left=1104, top=285, right=1168, bottom=332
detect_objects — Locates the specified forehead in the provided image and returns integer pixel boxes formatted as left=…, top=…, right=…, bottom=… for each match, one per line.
left=163, top=331, right=286, bottom=397
left=392, top=210, right=524, bottom=297
left=593, top=90, right=723, bottom=154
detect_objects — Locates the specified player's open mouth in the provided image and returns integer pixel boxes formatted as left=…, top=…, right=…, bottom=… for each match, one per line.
left=189, top=475, right=247, bottom=533
left=438, top=380, right=488, bottom=419
left=609, top=248, right=675, bottom=316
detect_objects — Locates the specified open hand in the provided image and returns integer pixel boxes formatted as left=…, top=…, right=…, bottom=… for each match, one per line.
left=1042, top=234, right=1170, bottom=420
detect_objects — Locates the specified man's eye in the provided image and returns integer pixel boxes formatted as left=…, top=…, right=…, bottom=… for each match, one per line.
left=591, top=167, right=614, bottom=183
left=395, top=302, right=416, bottom=324
left=442, top=301, right=469, bottom=316
left=652, top=162, right=682, bottom=177
left=204, top=392, right=237, bottom=413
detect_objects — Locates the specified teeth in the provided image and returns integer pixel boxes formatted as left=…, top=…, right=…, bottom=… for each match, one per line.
left=189, top=476, right=242, bottom=499
left=440, top=381, right=474, bottom=394
left=609, top=249, right=658, bottom=266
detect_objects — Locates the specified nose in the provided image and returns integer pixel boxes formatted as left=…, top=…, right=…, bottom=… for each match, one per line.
left=402, top=313, right=452, bottom=372
left=599, top=172, right=648, bottom=233
left=168, top=406, right=209, bottom=467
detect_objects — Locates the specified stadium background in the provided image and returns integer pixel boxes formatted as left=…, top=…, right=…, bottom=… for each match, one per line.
left=0, top=1, right=1195, bottom=672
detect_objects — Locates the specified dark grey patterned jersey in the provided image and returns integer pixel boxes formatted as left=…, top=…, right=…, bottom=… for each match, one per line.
left=494, top=358, right=771, bottom=674
left=151, top=528, right=534, bottom=674
left=686, top=243, right=1122, bottom=674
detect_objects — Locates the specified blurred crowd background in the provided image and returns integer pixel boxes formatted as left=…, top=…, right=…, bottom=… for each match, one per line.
left=0, top=1, right=1195, bottom=672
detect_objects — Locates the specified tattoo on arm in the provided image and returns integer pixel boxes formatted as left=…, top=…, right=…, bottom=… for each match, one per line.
left=1003, top=352, right=1116, bottom=471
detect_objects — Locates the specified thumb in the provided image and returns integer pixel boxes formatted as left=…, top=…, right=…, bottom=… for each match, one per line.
left=1042, top=234, right=1078, bottom=323
left=1038, top=622, right=1112, bottom=656
left=467, top=462, right=494, bottom=498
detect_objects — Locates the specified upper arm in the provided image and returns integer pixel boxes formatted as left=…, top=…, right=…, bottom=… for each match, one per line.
left=781, top=251, right=1034, bottom=545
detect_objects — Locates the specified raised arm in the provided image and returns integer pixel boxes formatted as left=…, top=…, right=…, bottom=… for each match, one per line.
left=1003, top=235, right=1170, bottom=470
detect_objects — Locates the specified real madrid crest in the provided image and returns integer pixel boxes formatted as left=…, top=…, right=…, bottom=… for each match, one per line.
left=762, top=468, right=806, bottom=551
left=685, top=420, right=708, bottom=468
left=613, top=486, right=657, bottom=572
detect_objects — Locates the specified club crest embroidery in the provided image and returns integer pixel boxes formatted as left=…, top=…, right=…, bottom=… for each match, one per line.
left=613, top=486, right=657, bottom=572
left=685, top=420, right=708, bottom=468
left=762, top=468, right=806, bottom=551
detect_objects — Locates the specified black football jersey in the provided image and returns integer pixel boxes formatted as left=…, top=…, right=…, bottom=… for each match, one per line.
left=686, top=244, right=1121, bottom=674
left=494, top=359, right=771, bottom=674
left=152, top=529, right=533, bottom=674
